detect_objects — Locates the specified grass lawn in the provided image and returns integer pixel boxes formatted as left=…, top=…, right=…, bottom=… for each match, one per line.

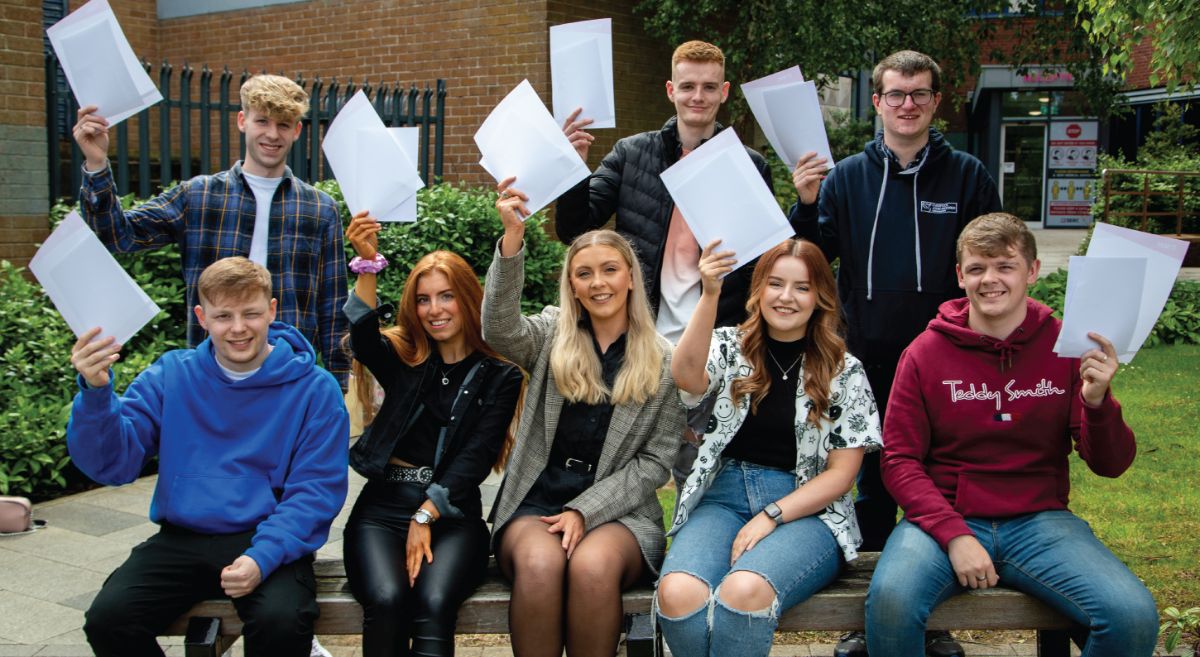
left=657, top=343, right=1200, bottom=614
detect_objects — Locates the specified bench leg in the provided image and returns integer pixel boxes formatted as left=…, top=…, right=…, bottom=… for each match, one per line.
left=184, top=616, right=235, bottom=657
left=1036, top=629, right=1070, bottom=657
left=625, top=612, right=661, bottom=657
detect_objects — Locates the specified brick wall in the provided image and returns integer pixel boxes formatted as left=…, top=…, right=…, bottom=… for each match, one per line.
left=0, top=1, right=50, bottom=269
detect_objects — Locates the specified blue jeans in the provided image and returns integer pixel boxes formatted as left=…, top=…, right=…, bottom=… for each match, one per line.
left=866, top=513, right=1158, bottom=657
left=657, top=460, right=843, bottom=657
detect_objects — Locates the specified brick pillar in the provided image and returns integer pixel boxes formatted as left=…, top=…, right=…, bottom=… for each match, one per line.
left=1, top=3, right=50, bottom=271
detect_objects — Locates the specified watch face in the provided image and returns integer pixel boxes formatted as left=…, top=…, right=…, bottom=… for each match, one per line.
left=414, top=509, right=432, bottom=524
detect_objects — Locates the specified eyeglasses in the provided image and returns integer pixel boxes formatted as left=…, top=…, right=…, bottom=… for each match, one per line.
left=880, top=89, right=936, bottom=107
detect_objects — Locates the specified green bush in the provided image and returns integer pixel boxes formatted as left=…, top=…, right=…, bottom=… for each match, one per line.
left=1029, top=269, right=1200, bottom=347
left=313, top=181, right=565, bottom=313
left=1093, top=103, right=1200, bottom=234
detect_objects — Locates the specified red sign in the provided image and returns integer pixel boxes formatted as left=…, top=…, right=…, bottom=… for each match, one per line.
left=1066, top=124, right=1082, bottom=138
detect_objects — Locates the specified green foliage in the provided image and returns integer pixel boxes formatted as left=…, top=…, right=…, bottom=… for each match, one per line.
left=1076, top=0, right=1200, bottom=94
left=1160, top=606, right=1200, bottom=655
left=1029, top=270, right=1200, bottom=347
left=312, top=180, right=566, bottom=314
left=1094, top=104, right=1200, bottom=234
left=636, top=0, right=1122, bottom=119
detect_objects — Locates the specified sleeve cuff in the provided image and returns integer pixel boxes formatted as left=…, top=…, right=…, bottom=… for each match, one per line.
left=82, top=161, right=110, bottom=176
left=243, top=544, right=283, bottom=581
left=1081, top=389, right=1121, bottom=420
left=425, top=483, right=464, bottom=520
left=343, top=291, right=383, bottom=324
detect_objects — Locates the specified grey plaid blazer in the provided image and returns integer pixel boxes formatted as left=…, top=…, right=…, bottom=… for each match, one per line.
left=482, top=244, right=684, bottom=573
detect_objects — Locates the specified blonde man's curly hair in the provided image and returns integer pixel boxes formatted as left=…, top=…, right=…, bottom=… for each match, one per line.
left=239, top=74, right=309, bottom=122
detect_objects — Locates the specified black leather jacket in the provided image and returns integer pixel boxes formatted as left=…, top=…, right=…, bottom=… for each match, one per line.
left=346, top=298, right=523, bottom=520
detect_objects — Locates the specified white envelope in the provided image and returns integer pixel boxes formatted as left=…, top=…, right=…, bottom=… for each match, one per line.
left=46, top=0, right=162, bottom=125
left=474, top=80, right=590, bottom=218
left=550, top=18, right=615, bottom=129
left=322, top=91, right=423, bottom=223
left=1085, top=223, right=1188, bottom=361
left=660, top=128, right=793, bottom=271
left=1053, top=256, right=1145, bottom=362
left=29, top=211, right=161, bottom=346
left=742, top=68, right=835, bottom=170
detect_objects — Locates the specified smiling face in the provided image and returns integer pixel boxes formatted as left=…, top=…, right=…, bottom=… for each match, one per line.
left=872, top=69, right=941, bottom=145
left=414, top=270, right=465, bottom=351
left=569, top=244, right=634, bottom=326
left=237, top=108, right=301, bottom=177
left=957, top=246, right=1040, bottom=336
left=666, top=60, right=730, bottom=132
left=759, top=255, right=818, bottom=342
left=194, top=291, right=277, bottom=372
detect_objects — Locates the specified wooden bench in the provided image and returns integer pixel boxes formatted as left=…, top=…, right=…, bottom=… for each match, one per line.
left=167, top=553, right=1076, bottom=657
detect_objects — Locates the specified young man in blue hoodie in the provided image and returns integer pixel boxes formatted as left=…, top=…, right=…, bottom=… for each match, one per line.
left=786, top=50, right=1002, bottom=657
left=67, top=256, right=349, bottom=657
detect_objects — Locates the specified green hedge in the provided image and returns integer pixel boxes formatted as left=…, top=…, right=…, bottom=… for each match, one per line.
left=1029, top=270, right=1200, bottom=347
left=2, top=182, right=565, bottom=498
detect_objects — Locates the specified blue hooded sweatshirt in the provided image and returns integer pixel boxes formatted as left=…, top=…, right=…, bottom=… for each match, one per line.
left=67, top=322, right=349, bottom=578
left=787, top=129, right=1002, bottom=371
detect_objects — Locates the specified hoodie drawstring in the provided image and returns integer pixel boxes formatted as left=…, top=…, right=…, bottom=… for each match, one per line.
left=867, top=144, right=931, bottom=301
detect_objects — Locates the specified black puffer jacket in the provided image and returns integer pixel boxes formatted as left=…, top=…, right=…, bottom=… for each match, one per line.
left=555, top=117, right=778, bottom=327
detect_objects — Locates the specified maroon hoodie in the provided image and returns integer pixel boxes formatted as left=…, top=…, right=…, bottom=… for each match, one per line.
left=881, top=296, right=1135, bottom=550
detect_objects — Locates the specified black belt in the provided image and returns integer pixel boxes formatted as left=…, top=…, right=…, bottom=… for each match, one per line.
left=383, top=463, right=433, bottom=484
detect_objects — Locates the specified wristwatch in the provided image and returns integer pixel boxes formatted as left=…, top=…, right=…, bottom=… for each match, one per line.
left=763, top=502, right=785, bottom=525
left=413, top=508, right=436, bottom=525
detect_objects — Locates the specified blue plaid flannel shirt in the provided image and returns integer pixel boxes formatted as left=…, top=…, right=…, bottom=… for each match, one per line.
left=79, top=162, right=349, bottom=387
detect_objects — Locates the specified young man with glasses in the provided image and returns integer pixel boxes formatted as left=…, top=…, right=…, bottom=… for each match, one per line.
left=785, top=50, right=1001, bottom=657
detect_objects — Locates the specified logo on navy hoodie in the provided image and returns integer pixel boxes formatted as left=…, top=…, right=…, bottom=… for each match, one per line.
left=920, top=201, right=959, bottom=215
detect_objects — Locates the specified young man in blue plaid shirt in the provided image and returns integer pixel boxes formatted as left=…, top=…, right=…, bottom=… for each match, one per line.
left=72, top=74, right=349, bottom=387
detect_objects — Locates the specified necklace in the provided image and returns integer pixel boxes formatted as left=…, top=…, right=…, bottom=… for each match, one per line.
left=440, top=358, right=466, bottom=385
left=766, top=348, right=803, bottom=381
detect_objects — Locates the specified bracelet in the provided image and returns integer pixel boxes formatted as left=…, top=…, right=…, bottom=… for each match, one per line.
left=349, top=253, right=388, bottom=274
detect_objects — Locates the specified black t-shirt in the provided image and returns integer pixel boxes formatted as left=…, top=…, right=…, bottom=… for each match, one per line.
left=722, top=335, right=807, bottom=470
left=391, top=351, right=484, bottom=466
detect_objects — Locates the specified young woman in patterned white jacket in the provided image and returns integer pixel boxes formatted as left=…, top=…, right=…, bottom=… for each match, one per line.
left=656, top=238, right=883, bottom=657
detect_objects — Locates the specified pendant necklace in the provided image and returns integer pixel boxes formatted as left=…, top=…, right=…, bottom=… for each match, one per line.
left=766, top=349, right=803, bottom=381
left=440, top=359, right=465, bottom=385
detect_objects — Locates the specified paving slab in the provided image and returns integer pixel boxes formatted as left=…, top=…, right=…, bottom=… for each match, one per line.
left=0, top=593, right=82, bottom=644
left=32, top=501, right=146, bottom=537
left=0, top=552, right=106, bottom=605
left=0, top=526, right=131, bottom=569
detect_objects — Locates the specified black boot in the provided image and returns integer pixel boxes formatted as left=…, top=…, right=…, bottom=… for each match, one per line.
left=834, top=630, right=869, bottom=657
left=925, top=630, right=965, bottom=657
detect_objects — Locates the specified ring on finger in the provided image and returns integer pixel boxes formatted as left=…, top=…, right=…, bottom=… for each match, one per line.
left=499, top=191, right=511, bottom=199
left=976, top=575, right=987, bottom=581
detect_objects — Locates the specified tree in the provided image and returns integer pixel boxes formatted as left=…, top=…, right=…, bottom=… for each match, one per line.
left=1076, top=0, right=1200, bottom=92
left=635, top=0, right=1124, bottom=120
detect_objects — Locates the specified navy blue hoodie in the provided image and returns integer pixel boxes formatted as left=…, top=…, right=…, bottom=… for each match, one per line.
left=67, top=322, right=349, bottom=578
left=788, top=129, right=1001, bottom=375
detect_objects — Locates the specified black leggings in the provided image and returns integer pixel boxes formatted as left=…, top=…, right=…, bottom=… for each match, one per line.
left=343, top=479, right=490, bottom=657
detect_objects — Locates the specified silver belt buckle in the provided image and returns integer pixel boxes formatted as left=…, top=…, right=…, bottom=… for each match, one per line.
left=415, top=466, right=434, bottom=484
left=564, top=457, right=592, bottom=473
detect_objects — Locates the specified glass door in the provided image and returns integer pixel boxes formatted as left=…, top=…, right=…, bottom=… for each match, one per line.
left=999, top=123, right=1047, bottom=224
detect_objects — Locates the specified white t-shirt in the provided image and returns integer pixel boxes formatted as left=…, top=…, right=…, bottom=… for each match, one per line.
left=654, top=148, right=701, bottom=345
left=216, top=344, right=273, bottom=381
left=241, top=171, right=284, bottom=266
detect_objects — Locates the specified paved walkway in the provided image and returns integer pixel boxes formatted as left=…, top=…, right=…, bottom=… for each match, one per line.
left=2, top=224, right=1193, bottom=656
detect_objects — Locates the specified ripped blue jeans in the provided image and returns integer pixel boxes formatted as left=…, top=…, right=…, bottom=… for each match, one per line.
left=656, top=460, right=842, bottom=657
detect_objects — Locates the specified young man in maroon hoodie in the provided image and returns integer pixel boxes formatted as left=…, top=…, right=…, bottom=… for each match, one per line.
left=864, top=213, right=1158, bottom=657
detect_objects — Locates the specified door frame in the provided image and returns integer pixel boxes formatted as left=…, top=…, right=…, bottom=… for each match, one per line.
left=998, top=120, right=1049, bottom=225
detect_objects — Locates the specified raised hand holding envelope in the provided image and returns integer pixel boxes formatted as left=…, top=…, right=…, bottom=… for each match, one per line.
left=475, top=80, right=590, bottom=218
left=29, top=211, right=161, bottom=346
left=659, top=128, right=793, bottom=271
left=550, top=18, right=615, bottom=129
left=46, top=0, right=162, bottom=126
left=742, top=67, right=834, bottom=170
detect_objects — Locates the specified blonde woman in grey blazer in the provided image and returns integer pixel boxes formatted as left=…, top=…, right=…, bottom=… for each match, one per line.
left=485, top=178, right=684, bottom=657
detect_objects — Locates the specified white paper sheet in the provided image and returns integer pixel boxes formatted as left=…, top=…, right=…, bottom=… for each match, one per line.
left=659, top=128, right=793, bottom=271
left=474, top=80, right=590, bottom=218
left=322, top=91, right=422, bottom=223
left=1085, top=223, right=1188, bottom=361
left=46, top=0, right=162, bottom=125
left=1053, top=256, right=1145, bottom=362
left=550, top=18, right=615, bottom=129
left=29, top=211, right=161, bottom=346
left=742, top=68, right=834, bottom=170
